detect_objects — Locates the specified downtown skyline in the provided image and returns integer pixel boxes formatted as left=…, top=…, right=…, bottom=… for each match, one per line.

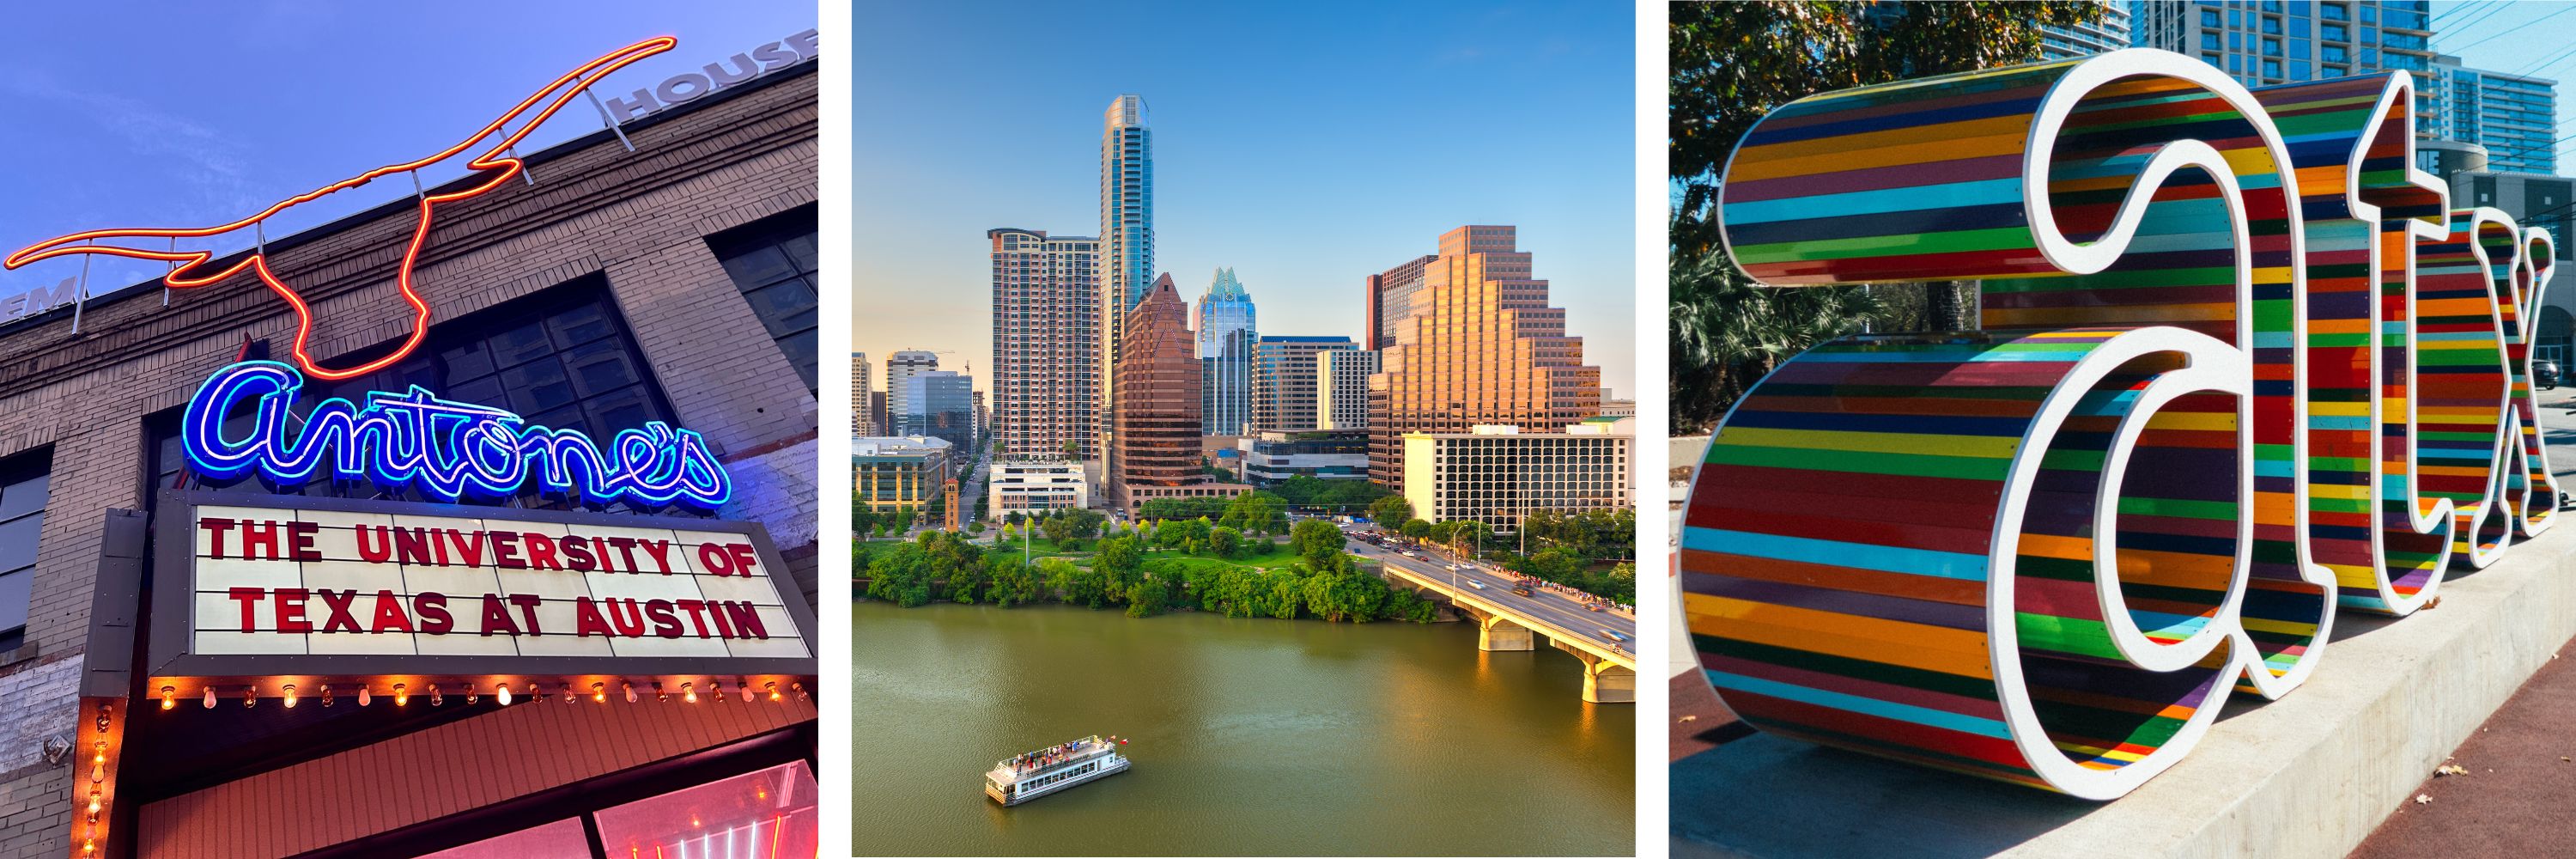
left=849, top=3, right=1635, bottom=397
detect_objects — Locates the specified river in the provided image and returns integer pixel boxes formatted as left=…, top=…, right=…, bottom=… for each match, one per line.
left=851, top=600, right=1635, bottom=856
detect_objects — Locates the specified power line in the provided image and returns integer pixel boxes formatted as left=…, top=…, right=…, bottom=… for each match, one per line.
left=2446, top=4, right=2576, bottom=54
left=2435, top=0, right=2498, bottom=22
left=2447, top=0, right=2519, bottom=36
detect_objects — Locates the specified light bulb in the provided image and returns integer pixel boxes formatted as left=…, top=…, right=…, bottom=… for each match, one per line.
left=737, top=680, right=751, bottom=703
left=394, top=684, right=409, bottom=706
left=320, top=685, right=333, bottom=708
left=527, top=682, right=541, bottom=703
left=592, top=682, right=607, bottom=703
left=495, top=684, right=512, bottom=706
left=623, top=682, right=637, bottom=704
left=95, top=703, right=111, bottom=733
left=766, top=681, right=780, bottom=702
left=793, top=682, right=808, bottom=701
left=161, top=686, right=173, bottom=710
left=87, top=791, right=100, bottom=816
left=244, top=685, right=257, bottom=709
left=430, top=685, right=443, bottom=707
left=562, top=684, right=576, bottom=704
left=465, top=687, right=478, bottom=705
left=359, top=686, right=372, bottom=707
left=654, top=681, right=667, bottom=703
left=713, top=681, right=726, bottom=704
left=683, top=682, right=696, bottom=704
left=283, top=685, right=298, bottom=709
left=202, top=687, right=216, bottom=709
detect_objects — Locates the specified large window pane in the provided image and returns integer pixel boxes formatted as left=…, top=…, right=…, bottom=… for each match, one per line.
left=707, top=205, right=820, bottom=395
left=592, top=761, right=818, bottom=859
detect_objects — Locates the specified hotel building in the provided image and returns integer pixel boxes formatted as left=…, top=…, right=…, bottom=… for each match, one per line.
left=1400, top=417, right=1633, bottom=533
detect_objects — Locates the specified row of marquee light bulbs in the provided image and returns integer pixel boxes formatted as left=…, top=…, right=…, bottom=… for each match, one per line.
left=155, top=678, right=811, bottom=710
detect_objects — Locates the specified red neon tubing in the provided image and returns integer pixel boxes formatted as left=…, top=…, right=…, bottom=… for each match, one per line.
left=3, top=36, right=678, bottom=381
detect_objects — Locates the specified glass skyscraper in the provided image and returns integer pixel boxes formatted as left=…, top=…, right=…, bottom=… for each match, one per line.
left=1098, top=94, right=1154, bottom=459
left=2430, top=54, right=2559, bottom=175
left=1196, top=267, right=1256, bottom=436
left=2131, top=1, right=2434, bottom=88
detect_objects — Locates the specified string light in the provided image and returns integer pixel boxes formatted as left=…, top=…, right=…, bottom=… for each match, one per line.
left=737, top=680, right=751, bottom=703
left=465, top=686, right=479, bottom=705
left=623, top=682, right=637, bottom=704
left=283, top=684, right=298, bottom=709
left=87, top=791, right=100, bottom=817
left=495, top=683, right=512, bottom=706
left=394, top=683, right=409, bottom=707
left=202, top=687, right=215, bottom=709
left=793, top=681, right=808, bottom=701
left=593, top=682, right=607, bottom=704
left=161, top=686, right=174, bottom=710
left=713, top=681, right=726, bottom=704
left=96, top=703, right=112, bottom=732
left=90, top=741, right=105, bottom=783
left=562, top=684, right=576, bottom=704
left=527, top=682, right=541, bottom=704
left=320, top=685, right=334, bottom=708
left=243, top=685, right=257, bottom=709
left=360, top=686, right=374, bottom=707
left=683, top=682, right=697, bottom=704
left=765, top=681, right=780, bottom=702
left=431, top=684, right=444, bottom=707
left=654, top=681, right=667, bottom=703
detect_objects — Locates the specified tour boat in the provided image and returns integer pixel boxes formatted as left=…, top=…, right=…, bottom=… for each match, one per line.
left=984, top=735, right=1130, bottom=806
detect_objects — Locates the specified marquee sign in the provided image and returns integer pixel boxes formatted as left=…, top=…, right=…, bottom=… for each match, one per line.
left=1681, top=50, right=2556, bottom=799
left=148, top=490, right=817, bottom=690
left=1, top=37, right=678, bottom=381
left=185, top=360, right=732, bottom=509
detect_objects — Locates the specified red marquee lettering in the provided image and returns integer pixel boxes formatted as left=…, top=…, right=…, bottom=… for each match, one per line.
left=561, top=536, right=598, bottom=571
left=722, top=601, right=766, bottom=639
left=370, top=588, right=413, bottom=632
left=241, top=520, right=284, bottom=560
left=524, top=533, right=561, bottom=570
left=725, top=544, right=759, bottom=577
left=392, top=528, right=434, bottom=565
left=574, top=596, right=612, bottom=637
left=637, top=539, right=672, bottom=574
left=200, top=517, right=237, bottom=558
left=289, top=520, right=323, bottom=562
left=316, top=588, right=361, bottom=632
left=492, top=531, right=525, bottom=569
left=449, top=529, right=486, bottom=566
left=708, top=601, right=735, bottom=638
left=508, top=593, right=544, bottom=635
left=607, top=598, right=646, bottom=636
left=416, top=592, right=453, bottom=634
left=356, top=525, right=393, bottom=563
left=274, top=587, right=312, bottom=633
left=645, top=599, right=681, bottom=638
left=228, top=587, right=263, bottom=631
left=696, top=542, right=733, bottom=576
left=676, top=599, right=711, bottom=637
left=478, top=594, right=519, bottom=636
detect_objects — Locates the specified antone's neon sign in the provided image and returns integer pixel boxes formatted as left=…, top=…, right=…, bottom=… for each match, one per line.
left=185, top=361, right=730, bottom=509
left=1, top=37, right=677, bottom=381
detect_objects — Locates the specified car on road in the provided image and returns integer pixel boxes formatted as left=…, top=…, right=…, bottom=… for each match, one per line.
left=2540, top=359, right=2562, bottom=391
left=1467, top=580, right=1485, bottom=589
left=1596, top=629, right=1625, bottom=643
left=1510, top=585, right=1534, bottom=597
left=1584, top=602, right=1604, bottom=612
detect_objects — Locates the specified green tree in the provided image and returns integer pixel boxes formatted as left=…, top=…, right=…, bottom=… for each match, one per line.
left=1124, top=576, right=1170, bottom=618
left=1097, top=536, right=1145, bottom=592
left=1208, top=526, right=1242, bottom=559
left=1274, top=474, right=1327, bottom=508
left=986, top=554, right=1041, bottom=606
left=852, top=503, right=876, bottom=542
left=1400, top=518, right=1431, bottom=542
left=1669, top=1, right=2105, bottom=432
left=1367, top=495, right=1414, bottom=527
left=1290, top=519, right=1346, bottom=566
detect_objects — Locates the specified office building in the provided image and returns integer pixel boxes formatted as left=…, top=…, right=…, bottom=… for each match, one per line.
left=1241, top=430, right=1370, bottom=485
left=988, top=227, right=1101, bottom=460
left=1197, top=267, right=1257, bottom=436
left=852, top=351, right=874, bottom=434
left=1400, top=417, right=1633, bottom=533
left=1364, top=254, right=1435, bottom=351
left=1111, top=275, right=1242, bottom=511
left=1098, top=94, right=1154, bottom=456
left=885, top=350, right=939, bottom=427
left=868, top=390, right=890, bottom=442
left=1253, top=335, right=1356, bottom=433
left=899, top=370, right=975, bottom=449
left=988, top=457, right=1090, bottom=515
left=854, top=436, right=954, bottom=512
left=1370, top=225, right=1601, bottom=484
left=2428, top=54, right=2558, bottom=175
left=1317, top=348, right=1377, bottom=430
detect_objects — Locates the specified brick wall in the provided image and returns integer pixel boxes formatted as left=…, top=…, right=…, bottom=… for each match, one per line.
left=0, top=64, right=817, bottom=857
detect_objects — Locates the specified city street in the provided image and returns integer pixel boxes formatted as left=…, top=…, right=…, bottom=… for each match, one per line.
left=1338, top=522, right=1637, bottom=655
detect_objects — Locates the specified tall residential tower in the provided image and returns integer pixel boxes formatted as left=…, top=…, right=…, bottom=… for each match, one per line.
left=990, top=228, right=1103, bottom=459
left=1099, top=94, right=1155, bottom=460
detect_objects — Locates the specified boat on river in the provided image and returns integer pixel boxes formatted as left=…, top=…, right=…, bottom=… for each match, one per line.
left=984, top=735, right=1129, bottom=806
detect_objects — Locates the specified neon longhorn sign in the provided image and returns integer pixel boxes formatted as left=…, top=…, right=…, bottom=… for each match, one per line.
left=185, top=361, right=731, bottom=509
left=1680, top=49, right=2557, bottom=800
left=1, top=37, right=678, bottom=381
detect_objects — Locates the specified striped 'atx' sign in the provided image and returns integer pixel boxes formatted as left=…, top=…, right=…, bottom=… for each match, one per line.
left=1681, top=49, right=2559, bottom=800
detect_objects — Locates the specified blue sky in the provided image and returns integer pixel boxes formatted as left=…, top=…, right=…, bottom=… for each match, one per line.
left=0, top=2, right=815, bottom=299
left=852, top=1, right=1638, bottom=397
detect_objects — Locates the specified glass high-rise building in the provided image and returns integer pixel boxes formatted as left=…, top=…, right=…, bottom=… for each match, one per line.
left=884, top=350, right=940, bottom=428
left=2038, top=1, right=2132, bottom=61
left=901, top=370, right=975, bottom=450
left=1098, top=94, right=1154, bottom=459
left=2132, top=1, right=2433, bottom=86
left=1196, top=267, right=1256, bottom=436
left=1253, top=335, right=1357, bottom=434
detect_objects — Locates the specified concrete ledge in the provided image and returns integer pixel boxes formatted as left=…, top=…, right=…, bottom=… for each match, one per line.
left=1671, top=524, right=2576, bottom=859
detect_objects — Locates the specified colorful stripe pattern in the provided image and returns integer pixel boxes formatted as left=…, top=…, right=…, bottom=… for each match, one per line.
left=1688, top=51, right=2557, bottom=801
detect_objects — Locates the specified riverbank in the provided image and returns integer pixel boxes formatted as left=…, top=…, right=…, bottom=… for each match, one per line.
left=851, top=601, right=1635, bottom=856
